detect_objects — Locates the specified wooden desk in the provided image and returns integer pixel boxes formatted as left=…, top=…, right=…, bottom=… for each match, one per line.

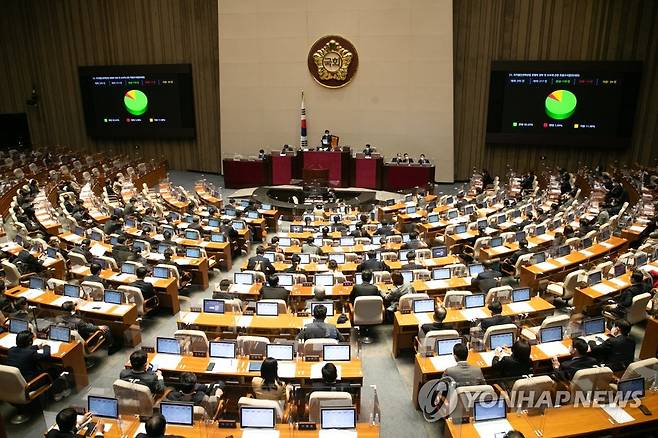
left=384, top=255, right=460, bottom=271
left=259, top=208, right=281, bottom=233
left=572, top=267, right=644, bottom=313
left=392, top=296, right=554, bottom=357
left=194, top=183, right=223, bottom=208
left=444, top=230, right=479, bottom=248
left=640, top=317, right=658, bottom=359
left=225, top=284, right=353, bottom=302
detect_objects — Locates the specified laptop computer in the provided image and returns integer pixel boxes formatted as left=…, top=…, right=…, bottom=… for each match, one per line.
left=489, top=332, right=514, bottom=350
left=234, top=272, right=254, bottom=285
left=186, top=247, right=201, bottom=258
left=156, top=337, right=181, bottom=355
left=49, top=326, right=71, bottom=343
left=468, top=264, right=485, bottom=277
left=121, top=263, right=136, bottom=275
left=209, top=341, right=236, bottom=359
left=104, top=290, right=123, bottom=305
left=240, top=407, right=276, bottom=429
left=323, top=344, right=351, bottom=361
left=436, top=338, right=462, bottom=356
left=88, top=396, right=119, bottom=419
left=8, top=318, right=29, bottom=334
left=465, top=294, right=485, bottom=309
left=413, top=299, right=435, bottom=313
left=473, top=398, right=507, bottom=422
left=511, top=287, right=531, bottom=302
left=432, top=268, right=451, bottom=281
left=266, top=344, right=294, bottom=361
left=29, top=277, right=45, bottom=290
left=618, top=377, right=645, bottom=402
left=63, top=284, right=81, bottom=298
left=160, top=402, right=193, bottom=426
left=587, top=271, right=603, bottom=286
left=256, top=301, right=279, bottom=316
left=314, top=274, right=335, bottom=287
left=320, top=407, right=356, bottom=430
left=153, top=266, right=170, bottom=279
left=539, top=326, right=563, bottom=343
left=310, top=301, right=334, bottom=316
left=203, top=299, right=225, bottom=314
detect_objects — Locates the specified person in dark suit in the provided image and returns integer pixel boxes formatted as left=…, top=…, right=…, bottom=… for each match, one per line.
left=320, top=130, right=332, bottom=150
left=351, top=270, right=380, bottom=302
left=14, top=247, right=44, bottom=273
left=135, top=414, right=181, bottom=438
left=552, top=338, right=598, bottom=381
left=419, top=305, right=447, bottom=337
left=103, top=214, right=123, bottom=235
left=130, top=266, right=157, bottom=301
left=374, top=221, right=395, bottom=237
left=401, top=232, right=426, bottom=250
left=83, top=263, right=109, bottom=288
left=357, top=251, right=386, bottom=272
left=401, top=251, right=424, bottom=270
left=444, top=343, right=486, bottom=387
left=46, top=408, right=79, bottom=438
left=311, top=363, right=351, bottom=392
left=120, top=350, right=164, bottom=394
left=111, top=235, right=132, bottom=266
left=588, top=319, right=635, bottom=371
left=479, top=300, right=514, bottom=331
left=472, top=262, right=502, bottom=294
left=246, top=246, right=275, bottom=277
left=261, top=275, right=290, bottom=301
left=606, top=271, right=650, bottom=317
left=283, top=254, right=302, bottom=273
left=491, top=339, right=532, bottom=386
left=296, top=305, right=343, bottom=341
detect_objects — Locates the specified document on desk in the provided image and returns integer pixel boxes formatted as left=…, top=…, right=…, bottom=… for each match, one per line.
left=535, top=261, right=558, bottom=271
left=478, top=350, right=509, bottom=367
left=241, top=430, right=280, bottom=438
left=319, top=431, right=357, bottom=438
left=236, top=315, right=253, bottom=328
left=70, top=265, right=88, bottom=275
left=147, top=253, right=165, bottom=261
left=111, top=305, right=129, bottom=316
left=553, top=256, right=570, bottom=266
left=180, top=312, right=198, bottom=325
left=174, top=257, right=191, bottom=265
left=133, top=423, right=146, bottom=437
left=49, top=296, right=77, bottom=307
left=590, top=283, right=616, bottom=294
left=580, top=250, right=595, bottom=257
left=536, top=341, right=570, bottom=357
left=277, top=362, right=297, bottom=378
left=473, top=419, right=513, bottom=437
left=38, top=340, right=62, bottom=354
left=460, top=308, right=488, bottom=320
left=80, top=302, right=114, bottom=313
left=610, top=278, right=628, bottom=288
left=600, top=403, right=635, bottom=424
left=111, top=273, right=133, bottom=282
left=89, top=244, right=106, bottom=257
left=600, top=241, right=615, bottom=249
left=429, top=355, right=457, bottom=371
left=507, top=302, right=534, bottom=313
left=209, top=358, right=238, bottom=373
left=19, top=289, right=45, bottom=300
left=231, top=284, right=254, bottom=294
left=415, top=313, right=433, bottom=325
left=0, top=334, right=17, bottom=349
left=312, top=363, right=342, bottom=380
left=150, top=354, right=181, bottom=370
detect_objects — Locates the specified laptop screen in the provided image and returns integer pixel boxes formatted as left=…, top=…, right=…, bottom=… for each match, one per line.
left=535, top=225, right=546, bottom=236
left=156, top=337, right=181, bottom=355
left=489, top=237, right=503, bottom=248
left=290, top=225, right=303, bottom=233
left=209, top=341, right=236, bottom=359
left=313, top=237, right=324, bottom=247
left=432, top=268, right=451, bottom=280
left=635, top=253, right=648, bottom=267
left=208, top=218, right=220, bottom=228
left=315, top=274, right=335, bottom=287
left=8, top=318, right=28, bottom=334
left=225, top=208, right=237, bottom=217
left=104, top=290, right=123, bottom=305
left=512, top=287, right=531, bottom=302
left=557, top=245, right=571, bottom=257
left=203, top=299, right=225, bottom=314
left=160, top=402, right=193, bottom=426
left=489, top=332, right=514, bottom=350
left=431, top=246, right=447, bottom=258
left=473, top=398, right=506, bottom=422
left=261, top=203, right=272, bottom=211
left=277, top=274, right=294, bottom=287
left=588, top=271, right=603, bottom=286
left=232, top=222, right=245, bottom=231
left=454, top=225, right=467, bottom=234
left=125, top=219, right=135, bottom=228
left=539, top=326, right=563, bottom=343
left=340, top=237, right=355, bottom=247
left=240, top=407, right=276, bottom=429
left=256, top=301, right=279, bottom=316
left=354, top=273, right=363, bottom=285
left=46, top=247, right=58, bottom=258
left=278, top=237, right=291, bottom=247
left=248, top=361, right=262, bottom=372
left=583, top=317, right=605, bottom=336
left=428, top=214, right=440, bottom=223
left=464, top=205, right=475, bottom=215
left=465, top=294, right=485, bottom=309
left=88, top=396, right=119, bottom=419
left=184, top=230, right=199, bottom=240
left=413, top=299, right=435, bottom=313
left=310, top=302, right=334, bottom=317
left=468, top=264, right=485, bottom=277
left=532, top=252, right=546, bottom=264
left=247, top=211, right=259, bottom=219
left=121, top=263, right=136, bottom=275
left=401, top=270, right=414, bottom=284
left=329, top=253, right=346, bottom=264
left=49, top=326, right=71, bottom=342
left=266, top=344, right=294, bottom=361
left=29, top=277, right=45, bottom=290
left=211, top=233, right=225, bottom=243
left=406, top=206, right=417, bottom=214
left=234, top=272, right=254, bottom=285
left=515, top=231, right=526, bottom=242
left=298, top=253, right=311, bottom=264
left=436, top=338, right=462, bottom=356
left=263, top=252, right=276, bottom=263
left=186, top=248, right=201, bottom=258
left=581, top=237, right=592, bottom=249
left=64, top=284, right=80, bottom=298
left=618, top=377, right=645, bottom=401
left=320, top=408, right=356, bottom=430
left=398, top=250, right=409, bottom=261
left=613, top=263, right=626, bottom=277
left=153, top=266, right=170, bottom=279
left=323, top=344, right=351, bottom=361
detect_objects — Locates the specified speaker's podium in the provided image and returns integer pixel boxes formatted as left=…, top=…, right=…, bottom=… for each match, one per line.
left=352, top=153, right=382, bottom=189
left=271, top=151, right=296, bottom=185
left=301, top=147, right=351, bottom=187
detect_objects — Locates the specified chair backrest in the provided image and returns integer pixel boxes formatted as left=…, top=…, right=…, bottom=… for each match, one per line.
left=81, top=281, right=105, bottom=301
left=98, top=255, right=118, bottom=271
left=243, top=270, right=266, bottom=284
left=118, top=285, right=145, bottom=315
left=0, top=364, right=28, bottom=404
left=112, top=379, right=154, bottom=416
left=399, top=293, right=431, bottom=313
left=627, top=293, right=652, bottom=325
left=308, top=392, right=353, bottom=423
left=302, top=338, right=339, bottom=356
left=236, top=335, right=270, bottom=356
left=155, top=264, right=181, bottom=287
left=596, top=261, right=614, bottom=276
left=412, top=269, right=431, bottom=281
left=174, top=329, right=209, bottom=354
left=571, top=366, right=614, bottom=398
left=47, top=278, right=67, bottom=293
left=483, top=324, right=518, bottom=351
left=539, top=314, right=570, bottom=331
left=68, top=252, right=88, bottom=266
left=444, top=290, right=472, bottom=308
left=515, top=254, right=534, bottom=277
left=422, top=329, right=460, bottom=350
left=386, top=235, right=402, bottom=244
left=508, top=376, right=556, bottom=410
left=416, top=249, right=432, bottom=260
left=238, top=397, right=283, bottom=420
left=620, top=358, right=658, bottom=386
left=452, top=385, right=497, bottom=419
left=373, top=271, right=391, bottom=283
left=353, top=296, right=384, bottom=325
left=291, top=273, right=307, bottom=284
left=259, top=299, right=288, bottom=314
left=380, top=252, right=397, bottom=262
left=563, top=269, right=586, bottom=300
left=485, top=285, right=513, bottom=305
left=214, top=298, right=242, bottom=313
left=2, top=261, right=21, bottom=286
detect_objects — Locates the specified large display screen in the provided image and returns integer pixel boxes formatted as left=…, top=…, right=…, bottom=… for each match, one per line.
left=486, top=61, right=642, bottom=147
left=79, top=64, right=195, bottom=139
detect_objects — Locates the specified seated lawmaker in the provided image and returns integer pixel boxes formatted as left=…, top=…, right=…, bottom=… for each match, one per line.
left=296, top=304, right=343, bottom=341
left=419, top=305, right=447, bottom=337
left=120, top=350, right=164, bottom=394
left=444, top=343, right=485, bottom=387
left=59, top=301, right=119, bottom=354
left=261, top=275, right=290, bottom=301
left=491, top=339, right=532, bottom=386
left=417, top=154, right=430, bottom=165
left=135, top=414, right=180, bottom=438
left=311, top=363, right=350, bottom=392
left=131, top=266, right=157, bottom=301
left=552, top=338, right=598, bottom=381
left=351, top=270, right=380, bottom=301
left=401, top=232, right=427, bottom=250
left=166, top=372, right=222, bottom=417
left=588, top=319, right=635, bottom=371
left=479, top=300, right=513, bottom=331
left=83, top=263, right=109, bottom=288
left=382, top=271, right=414, bottom=312
left=605, top=271, right=650, bottom=317
left=401, top=251, right=424, bottom=270
left=46, top=408, right=79, bottom=438
left=246, top=246, right=276, bottom=277
left=252, top=358, right=288, bottom=401
left=357, top=251, right=386, bottom=272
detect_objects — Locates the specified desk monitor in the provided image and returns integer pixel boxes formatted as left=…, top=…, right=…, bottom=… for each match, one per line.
left=436, top=338, right=462, bottom=356
left=211, top=233, right=225, bottom=243
left=49, top=325, right=71, bottom=343
left=511, top=287, right=531, bottom=302
left=581, top=237, right=593, bottom=249
left=468, top=264, right=485, bottom=277
left=156, top=337, right=181, bottom=355
left=208, top=218, right=220, bottom=228
left=64, top=284, right=81, bottom=298
left=473, top=398, right=506, bottom=422
left=489, top=332, right=514, bottom=350
left=477, top=219, right=488, bottom=230
left=618, top=377, right=645, bottom=401
left=635, top=252, right=648, bottom=267
left=427, top=214, right=440, bottom=224
left=320, top=408, right=356, bottom=430
left=240, top=407, right=276, bottom=429
left=398, top=250, right=409, bottom=261
left=266, top=344, right=294, bottom=361
left=184, top=215, right=194, bottom=224
left=340, top=237, right=355, bottom=247
left=489, top=236, right=503, bottom=248
left=613, top=263, right=626, bottom=278
left=310, top=301, right=334, bottom=317
left=400, top=270, right=414, bottom=284
left=46, top=247, right=58, bottom=259
left=510, top=209, right=521, bottom=219
left=256, top=301, right=279, bottom=316
left=465, top=294, right=485, bottom=309
left=406, top=206, right=417, bottom=215
left=497, top=215, right=506, bottom=225
left=278, top=237, right=292, bottom=247
left=153, top=266, right=170, bottom=279
left=160, top=402, right=193, bottom=426
left=445, top=196, right=454, bottom=205
left=404, top=194, right=414, bottom=202
left=402, top=233, right=411, bottom=243
left=203, top=299, right=225, bottom=314
left=431, top=246, right=447, bottom=258
left=432, top=268, right=451, bottom=281
left=209, top=341, right=236, bottom=359
left=290, top=225, right=303, bottom=233
left=74, top=226, right=86, bottom=237
left=598, top=229, right=611, bottom=242
left=277, top=274, right=294, bottom=287
left=532, top=252, right=546, bottom=264
left=354, top=273, right=363, bottom=285
left=464, top=205, right=475, bottom=216
left=539, top=326, right=563, bottom=343
left=157, top=244, right=170, bottom=254
left=232, top=221, right=246, bottom=231
left=240, top=199, right=250, bottom=208
left=248, top=361, right=262, bottom=372
left=315, top=274, right=335, bottom=287
left=583, top=317, right=605, bottom=336
left=88, top=396, right=119, bottom=419
left=186, top=247, right=201, bottom=258
left=298, top=253, right=311, bottom=264
left=515, top=231, right=526, bottom=242
left=535, top=225, right=546, bottom=236
left=29, top=277, right=45, bottom=290
left=8, top=318, right=29, bottom=334
left=104, top=290, right=123, bottom=305
left=121, top=263, right=136, bottom=275
left=313, top=237, right=324, bottom=247
left=454, top=224, right=467, bottom=234
left=132, top=240, right=146, bottom=252
left=556, top=245, right=570, bottom=258
left=385, top=199, right=395, bottom=206
left=329, top=253, right=346, bottom=264
left=109, top=235, right=119, bottom=246
left=234, top=272, right=254, bottom=285
left=247, top=211, right=259, bottom=219
left=587, top=271, right=603, bottom=286
left=184, top=230, right=199, bottom=240
left=413, top=299, right=435, bottom=314
left=263, top=252, right=276, bottom=263
left=323, top=344, right=351, bottom=361
left=125, top=218, right=136, bottom=228
left=225, top=208, right=237, bottom=218
left=261, top=203, right=272, bottom=211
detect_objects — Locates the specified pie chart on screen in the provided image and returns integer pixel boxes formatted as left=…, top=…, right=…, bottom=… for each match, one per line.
left=545, top=89, right=577, bottom=120
left=124, top=89, right=148, bottom=116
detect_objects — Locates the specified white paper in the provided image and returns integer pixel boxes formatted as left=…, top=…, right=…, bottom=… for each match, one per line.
left=423, top=280, right=448, bottom=289
left=70, top=265, right=88, bottom=275
left=473, top=419, right=513, bottom=437
left=147, top=253, right=165, bottom=261
left=111, top=305, right=128, bottom=316
left=600, top=242, right=615, bottom=249
left=460, top=308, right=489, bottom=320
left=180, top=312, right=198, bottom=325
left=600, top=403, right=635, bottom=424
left=580, top=250, right=595, bottom=257
left=236, top=315, right=253, bottom=328
left=209, top=358, right=238, bottom=373
left=553, top=257, right=570, bottom=266
left=144, top=277, right=158, bottom=285
left=89, top=244, right=106, bottom=257
left=537, top=341, right=570, bottom=357
left=111, top=273, right=134, bottom=282
left=312, top=362, right=342, bottom=380
left=38, top=340, right=62, bottom=354
left=277, top=361, right=297, bottom=378
left=415, top=313, right=433, bottom=325
left=507, top=302, right=534, bottom=313
left=610, top=278, right=628, bottom=287
left=630, top=225, right=645, bottom=232
left=478, top=350, right=509, bottom=367
left=19, top=289, right=45, bottom=300
left=150, top=353, right=181, bottom=370
left=0, top=334, right=18, bottom=349
left=241, top=430, right=280, bottom=438
left=590, top=283, right=616, bottom=294
left=581, top=334, right=609, bottom=344
left=319, top=431, right=357, bottom=438
left=231, top=284, right=254, bottom=294
left=133, top=423, right=146, bottom=437
left=429, top=355, right=457, bottom=371
left=49, top=296, right=76, bottom=307
left=535, top=261, right=558, bottom=271
left=174, top=257, right=192, bottom=265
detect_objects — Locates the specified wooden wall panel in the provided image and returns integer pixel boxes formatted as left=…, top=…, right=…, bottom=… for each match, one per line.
left=453, top=0, right=658, bottom=180
left=0, top=0, right=220, bottom=172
